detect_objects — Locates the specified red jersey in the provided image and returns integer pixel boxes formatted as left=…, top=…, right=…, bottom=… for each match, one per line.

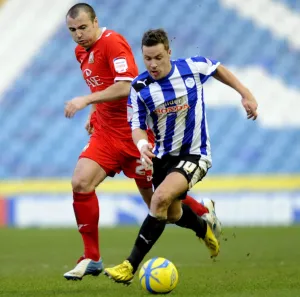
left=75, top=27, right=138, bottom=139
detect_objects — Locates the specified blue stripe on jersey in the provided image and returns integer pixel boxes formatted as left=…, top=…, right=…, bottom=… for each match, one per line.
left=190, top=56, right=219, bottom=84
left=137, top=97, right=147, bottom=130
left=162, top=80, right=177, bottom=153
left=200, top=88, right=208, bottom=155
left=141, top=87, right=161, bottom=154
left=176, top=60, right=197, bottom=155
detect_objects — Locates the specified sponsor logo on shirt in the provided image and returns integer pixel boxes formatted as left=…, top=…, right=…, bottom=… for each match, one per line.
left=113, top=57, right=128, bottom=73
left=83, top=69, right=92, bottom=77
left=154, top=97, right=190, bottom=115
left=155, top=104, right=190, bottom=115
left=82, top=69, right=103, bottom=87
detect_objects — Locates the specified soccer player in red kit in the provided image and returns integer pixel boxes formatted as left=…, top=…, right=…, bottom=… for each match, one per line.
left=63, top=3, right=221, bottom=280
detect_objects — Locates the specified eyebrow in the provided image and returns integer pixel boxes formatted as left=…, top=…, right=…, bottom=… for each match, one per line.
left=144, top=54, right=163, bottom=58
left=69, top=24, right=87, bottom=30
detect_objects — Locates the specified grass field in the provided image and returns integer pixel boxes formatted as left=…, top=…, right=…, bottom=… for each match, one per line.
left=0, top=226, right=300, bottom=297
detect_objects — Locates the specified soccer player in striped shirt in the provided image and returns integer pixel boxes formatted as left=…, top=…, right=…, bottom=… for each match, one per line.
left=104, top=28, right=258, bottom=284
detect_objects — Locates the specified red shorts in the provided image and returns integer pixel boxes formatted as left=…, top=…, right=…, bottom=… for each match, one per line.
left=79, top=130, right=154, bottom=189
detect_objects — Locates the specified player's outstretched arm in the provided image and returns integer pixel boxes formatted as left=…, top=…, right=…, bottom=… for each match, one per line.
left=213, top=64, right=258, bottom=120
left=64, top=81, right=131, bottom=118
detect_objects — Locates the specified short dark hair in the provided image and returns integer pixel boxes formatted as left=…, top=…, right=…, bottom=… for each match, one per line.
left=142, top=29, right=170, bottom=51
left=66, top=3, right=96, bottom=21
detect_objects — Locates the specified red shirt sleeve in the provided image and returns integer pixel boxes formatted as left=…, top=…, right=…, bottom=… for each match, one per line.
left=104, top=32, right=138, bottom=82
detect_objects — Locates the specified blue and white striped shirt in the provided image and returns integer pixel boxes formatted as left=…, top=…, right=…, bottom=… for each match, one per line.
left=128, top=56, right=220, bottom=164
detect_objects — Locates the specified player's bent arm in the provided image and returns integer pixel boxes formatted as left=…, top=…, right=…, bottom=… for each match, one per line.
left=132, top=128, right=148, bottom=147
left=213, top=64, right=258, bottom=119
left=213, top=64, right=251, bottom=98
left=85, top=81, right=131, bottom=104
left=132, top=128, right=155, bottom=165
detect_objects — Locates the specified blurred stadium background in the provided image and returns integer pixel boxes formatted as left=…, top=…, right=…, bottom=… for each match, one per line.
left=0, top=0, right=300, bottom=228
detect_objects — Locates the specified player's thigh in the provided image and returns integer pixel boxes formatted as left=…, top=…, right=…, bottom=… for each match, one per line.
left=150, top=155, right=208, bottom=212
left=73, top=133, right=121, bottom=192
left=72, top=157, right=107, bottom=192
left=80, top=132, right=122, bottom=177
left=170, top=155, right=208, bottom=190
left=150, top=171, right=188, bottom=213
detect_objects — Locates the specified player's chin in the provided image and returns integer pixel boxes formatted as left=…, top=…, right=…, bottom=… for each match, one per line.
left=77, top=40, right=89, bottom=47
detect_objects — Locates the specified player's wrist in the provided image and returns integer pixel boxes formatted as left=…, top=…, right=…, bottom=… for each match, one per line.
left=137, top=139, right=149, bottom=153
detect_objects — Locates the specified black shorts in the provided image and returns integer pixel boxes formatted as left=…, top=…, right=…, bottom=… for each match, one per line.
left=152, top=154, right=208, bottom=200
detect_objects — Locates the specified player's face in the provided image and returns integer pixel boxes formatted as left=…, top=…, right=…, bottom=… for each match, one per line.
left=142, top=44, right=172, bottom=80
left=67, top=11, right=99, bottom=49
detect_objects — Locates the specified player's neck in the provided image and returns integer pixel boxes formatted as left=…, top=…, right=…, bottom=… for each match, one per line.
left=96, top=27, right=103, bottom=40
left=85, top=28, right=102, bottom=50
left=160, top=62, right=172, bottom=80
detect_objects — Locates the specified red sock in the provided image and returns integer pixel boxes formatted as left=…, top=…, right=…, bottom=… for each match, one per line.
left=73, top=191, right=100, bottom=261
left=183, top=195, right=208, bottom=216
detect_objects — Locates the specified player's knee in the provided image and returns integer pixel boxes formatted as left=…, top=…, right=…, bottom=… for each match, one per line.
left=71, top=175, right=94, bottom=193
left=151, top=189, right=172, bottom=212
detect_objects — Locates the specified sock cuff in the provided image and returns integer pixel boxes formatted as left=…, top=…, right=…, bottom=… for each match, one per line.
left=148, top=212, right=167, bottom=222
left=73, top=191, right=97, bottom=201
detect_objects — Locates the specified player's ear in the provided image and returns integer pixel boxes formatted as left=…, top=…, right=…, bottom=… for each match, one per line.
left=168, top=49, right=172, bottom=57
left=94, top=16, right=99, bottom=26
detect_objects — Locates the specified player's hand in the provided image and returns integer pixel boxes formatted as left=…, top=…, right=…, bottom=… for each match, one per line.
left=65, top=96, right=89, bottom=118
left=241, top=94, right=258, bottom=120
left=140, top=143, right=155, bottom=169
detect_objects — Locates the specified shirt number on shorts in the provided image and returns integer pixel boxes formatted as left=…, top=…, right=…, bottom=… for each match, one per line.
left=176, top=160, right=197, bottom=174
left=135, top=159, right=145, bottom=176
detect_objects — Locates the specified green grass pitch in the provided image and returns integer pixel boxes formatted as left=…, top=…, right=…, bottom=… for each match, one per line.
left=0, top=226, right=300, bottom=297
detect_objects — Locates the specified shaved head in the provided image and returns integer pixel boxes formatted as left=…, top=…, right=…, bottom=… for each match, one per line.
left=66, top=3, right=96, bottom=21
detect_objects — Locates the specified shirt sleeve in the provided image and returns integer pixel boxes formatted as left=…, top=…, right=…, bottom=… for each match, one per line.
left=191, top=56, right=220, bottom=84
left=127, top=86, right=147, bottom=130
left=105, top=33, right=138, bottom=82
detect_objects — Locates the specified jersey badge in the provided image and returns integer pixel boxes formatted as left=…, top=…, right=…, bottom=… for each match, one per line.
left=185, top=77, right=195, bottom=88
left=88, top=51, right=94, bottom=64
left=113, top=57, right=128, bottom=73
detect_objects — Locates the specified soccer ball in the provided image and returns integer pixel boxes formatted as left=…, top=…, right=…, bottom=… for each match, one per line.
left=139, top=257, right=178, bottom=294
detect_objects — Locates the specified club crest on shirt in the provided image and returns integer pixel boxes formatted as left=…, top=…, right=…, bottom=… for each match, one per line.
left=185, top=77, right=195, bottom=88
left=88, top=51, right=94, bottom=64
